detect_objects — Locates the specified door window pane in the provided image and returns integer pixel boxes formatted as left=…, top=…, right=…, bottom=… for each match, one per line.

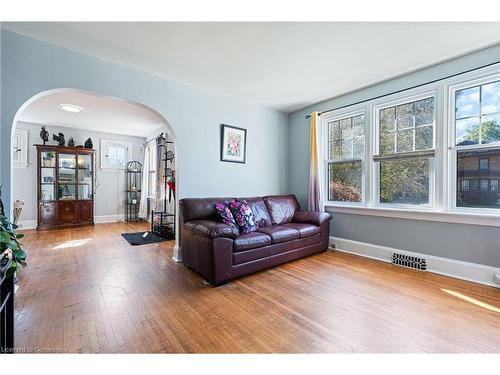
left=380, top=158, right=430, bottom=205
left=328, top=161, right=362, bottom=202
left=457, top=149, right=500, bottom=208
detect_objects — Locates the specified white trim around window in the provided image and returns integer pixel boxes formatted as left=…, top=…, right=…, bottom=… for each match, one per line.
left=323, top=64, right=500, bottom=227
left=100, top=139, right=133, bottom=170
left=12, top=129, right=29, bottom=169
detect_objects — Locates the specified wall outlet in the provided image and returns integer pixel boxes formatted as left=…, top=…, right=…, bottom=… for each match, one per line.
left=494, top=273, right=500, bottom=285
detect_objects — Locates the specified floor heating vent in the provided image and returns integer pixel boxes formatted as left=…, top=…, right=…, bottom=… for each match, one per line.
left=391, top=252, right=427, bottom=271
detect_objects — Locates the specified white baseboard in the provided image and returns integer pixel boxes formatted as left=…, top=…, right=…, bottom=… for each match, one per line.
left=172, top=245, right=182, bottom=263
left=94, top=214, right=125, bottom=224
left=19, top=215, right=125, bottom=229
left=331, top=236, right=500, bottom=288
left=17, top=220, right=37, bottom=230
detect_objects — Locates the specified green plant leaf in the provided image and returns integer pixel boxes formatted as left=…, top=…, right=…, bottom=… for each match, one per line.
left=6, top=262, right=17, bottom=278
left=16, top=233, right=25, bottom=239
left=0, top=231, right=11, bottom=243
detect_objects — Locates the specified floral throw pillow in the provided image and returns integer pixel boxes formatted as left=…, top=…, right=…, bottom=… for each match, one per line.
left=228, top=200, right=259, bottom=234
left=214, top=202, right=238, bottom=230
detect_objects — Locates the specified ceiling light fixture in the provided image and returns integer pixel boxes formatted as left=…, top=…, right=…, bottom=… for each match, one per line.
left=59, top=104, right=83, bottom=113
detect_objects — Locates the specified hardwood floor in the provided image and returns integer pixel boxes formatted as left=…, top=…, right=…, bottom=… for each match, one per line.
left=14, top=222, right=500, bottom=353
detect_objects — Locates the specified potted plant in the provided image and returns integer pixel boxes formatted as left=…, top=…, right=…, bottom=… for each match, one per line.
left=43, top=151, right=55, bottom=167
left=1, top=214, right=27, bottom=278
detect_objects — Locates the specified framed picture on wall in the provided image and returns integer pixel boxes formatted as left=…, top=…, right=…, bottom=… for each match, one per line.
left=220, top=124, right=247, bottom=163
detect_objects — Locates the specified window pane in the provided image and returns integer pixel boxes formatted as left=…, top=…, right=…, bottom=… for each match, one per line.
left=329, top=141, right=341, bottom=160
left=380, top=107, right=395, bottom=132
left=380, top=158, right=430, bottom=205
left=415, top=98, right=434, bottom=126
left=341, top=139, right=353, bottom=159
left=396, top=103, right=414, bottom=129
left=457, top=149, right=500, bottom=209
left=380, top=132, right=395, bottom=156
left=328, top=161, right=362, bottom=202
left=415, top=126, right=433, bottom=150
left=352, top=115, right=364, bottom=137
left=340, top=118, right=352, bottom=138
left=456, top=86, right=480, bottom=119
left=396, top=129, right=413, bottom=153
left=481, top=81, right=500, bottom=115
left=480, top=114, right=500, bottom=144
left=353, top=137, right=364, bottom=158
left=329, top=121, right=340, bottom=142
left=479, top=158, right=489, bottom=170
left=456, top=117, right=480, bottom=145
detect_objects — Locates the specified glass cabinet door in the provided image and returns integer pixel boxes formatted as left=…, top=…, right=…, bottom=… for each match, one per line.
left=77, top=154, right=92, bottom=200
left=58, top=153, right=76, bottom=200
left=40, top=151, right=56, bottom=201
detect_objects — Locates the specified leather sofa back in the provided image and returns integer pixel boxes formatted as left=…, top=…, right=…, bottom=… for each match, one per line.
left=179, top=194, right=300, bottom=225
left=263, top=194, right=300, bottom=225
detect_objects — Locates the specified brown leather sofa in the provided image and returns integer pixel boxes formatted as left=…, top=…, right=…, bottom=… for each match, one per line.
left=179, top=194, right=332, bottom=286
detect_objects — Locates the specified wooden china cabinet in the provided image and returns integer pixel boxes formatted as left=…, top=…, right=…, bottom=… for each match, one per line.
left=36, top=145, right=95, bottom=230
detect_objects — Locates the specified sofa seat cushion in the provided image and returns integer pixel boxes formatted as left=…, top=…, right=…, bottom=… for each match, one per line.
left=256, top=225, right=300, bottom=244
left=234, top=232, right=272, bottom=252
left=282, top=223, right=320, bottom=238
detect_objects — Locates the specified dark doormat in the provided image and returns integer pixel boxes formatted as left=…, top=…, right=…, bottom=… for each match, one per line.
left=121, top=231, right=167, bottom=246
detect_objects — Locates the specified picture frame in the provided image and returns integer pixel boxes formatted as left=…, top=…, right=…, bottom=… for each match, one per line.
left=220, top=124, right=247, bottom=163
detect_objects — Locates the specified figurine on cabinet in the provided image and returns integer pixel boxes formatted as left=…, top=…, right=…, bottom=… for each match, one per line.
left=53, top=133, right=65, bottom=146
left=40, top=126, right=49, bottom=145
left=84, top=138, right=93, bottom=149
left=68, top=137, right=75, bottom=147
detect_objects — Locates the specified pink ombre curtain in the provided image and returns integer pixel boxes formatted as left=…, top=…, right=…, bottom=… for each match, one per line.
left=308, top=112, right=322, bottom=211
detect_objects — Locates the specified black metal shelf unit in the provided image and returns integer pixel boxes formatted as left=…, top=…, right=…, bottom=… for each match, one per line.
left=151, top=141, right=175, bottom=240
left=125, top=161, right=143, bottom=222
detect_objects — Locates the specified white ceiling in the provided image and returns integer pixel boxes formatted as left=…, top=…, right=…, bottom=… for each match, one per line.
left=4, top=22, right=500, bottom=112
left=18, top=90, right=166, bottom=137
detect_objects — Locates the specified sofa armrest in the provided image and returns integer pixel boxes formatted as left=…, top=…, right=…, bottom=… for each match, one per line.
left=292, top=210, right=332, bottom=226
left=184, top=220, right=239, bottom=240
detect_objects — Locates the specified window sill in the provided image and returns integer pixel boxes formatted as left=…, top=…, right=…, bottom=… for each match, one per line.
left=324, top=204, right=500, bottom=227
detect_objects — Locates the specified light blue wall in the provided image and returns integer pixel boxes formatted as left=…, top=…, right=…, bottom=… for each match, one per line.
left=288, top=44, right=500, bottom=267
left=0, top=30, right=289, bottom=218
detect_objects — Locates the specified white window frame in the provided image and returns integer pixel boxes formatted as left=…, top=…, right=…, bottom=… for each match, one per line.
left=322, top=64, right=500, bottom=227
left=100, top=139, right=133, bottom=170
left=147, top=142, right=157, bottom=198
left=372, top=90, right=438, bottom=210
left=322, top=106, right=367, bottom=207
left=447, top=70, right=500, bottom=216
left=12, top=129, right=29, bottom=169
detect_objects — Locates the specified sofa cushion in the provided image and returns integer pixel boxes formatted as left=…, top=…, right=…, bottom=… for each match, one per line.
left=234, top=232, right=272, bottom=252
left=214, top=202, right=238, bottom=230
left=228, top=200, right=259, bottom=234
left=256, top=225, right=300, bottom=244
left=244, top=197, right=273, bottom=227
left=282, top=223, right=320, bottom=238
left=263, top=195, right=300, bottom=225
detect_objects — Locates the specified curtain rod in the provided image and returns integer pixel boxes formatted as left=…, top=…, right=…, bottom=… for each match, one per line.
left=304, top=59, right=500, bottom=120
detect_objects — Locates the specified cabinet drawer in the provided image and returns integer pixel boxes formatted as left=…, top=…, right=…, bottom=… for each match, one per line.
left=39, top=203, right=56, bottom=226
left=78, top=201, right=93, bottom=222
left=57, top=202, right=77, bottom=224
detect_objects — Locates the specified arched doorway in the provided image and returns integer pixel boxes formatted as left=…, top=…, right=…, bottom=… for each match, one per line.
left=9, top=88, right=181, bottom=259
